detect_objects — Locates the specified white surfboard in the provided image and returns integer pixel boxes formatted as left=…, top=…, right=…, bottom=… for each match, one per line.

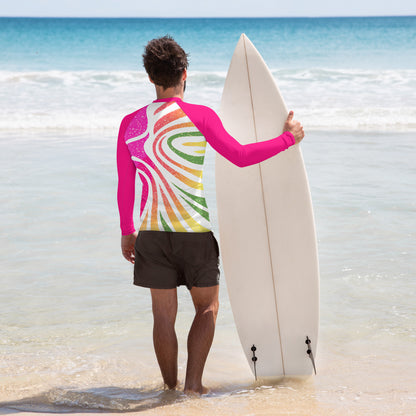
left=216, top=34, right=319, bottom=377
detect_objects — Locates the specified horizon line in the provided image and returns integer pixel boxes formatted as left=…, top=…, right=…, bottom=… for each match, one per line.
left=1, top=14, right=415, bottom=19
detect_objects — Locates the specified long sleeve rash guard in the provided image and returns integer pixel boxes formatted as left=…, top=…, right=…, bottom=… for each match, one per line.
left=117, top=97, right=295, bottom=235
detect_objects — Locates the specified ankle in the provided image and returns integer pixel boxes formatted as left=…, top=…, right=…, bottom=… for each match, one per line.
left=164, top=378, right=179, bottom=390
left=184, top=384, right=209, bottom=395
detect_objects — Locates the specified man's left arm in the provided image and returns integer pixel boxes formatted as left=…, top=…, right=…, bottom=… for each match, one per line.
left=117, top=115, right=137, bottom=263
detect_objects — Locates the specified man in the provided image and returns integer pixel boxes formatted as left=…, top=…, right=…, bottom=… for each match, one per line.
left=117, top=36, right=304, bottom=394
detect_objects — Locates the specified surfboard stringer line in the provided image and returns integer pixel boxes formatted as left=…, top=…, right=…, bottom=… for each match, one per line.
left=242, top=33, right=286, bottom=376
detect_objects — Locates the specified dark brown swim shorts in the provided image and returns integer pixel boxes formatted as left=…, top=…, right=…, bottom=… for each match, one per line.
left=134, top=231, right=220, bottom=290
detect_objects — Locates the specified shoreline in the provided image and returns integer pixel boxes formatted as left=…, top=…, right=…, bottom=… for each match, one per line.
left=1, top=341, right=415, bottom=415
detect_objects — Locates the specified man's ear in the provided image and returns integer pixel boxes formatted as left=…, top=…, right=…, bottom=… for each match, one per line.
left=148, top=75, right=154, bottom=84
left=182, top=69, right=187, bottom=81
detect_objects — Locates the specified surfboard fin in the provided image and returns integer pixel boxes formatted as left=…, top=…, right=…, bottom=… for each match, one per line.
left=305, top=336, right=317, bottom=375
left=251, top=344, right=258, bottom=380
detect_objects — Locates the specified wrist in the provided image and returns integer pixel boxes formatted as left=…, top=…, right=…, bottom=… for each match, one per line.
left=283, top=131, right=296, bottom=146
left=121, top=228, right=136, bottom=236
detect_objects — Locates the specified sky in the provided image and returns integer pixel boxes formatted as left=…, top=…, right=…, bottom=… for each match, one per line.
left=0, top=0, right=415, bottom=17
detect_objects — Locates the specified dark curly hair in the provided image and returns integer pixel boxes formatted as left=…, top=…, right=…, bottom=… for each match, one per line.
left=143, top=36, right=189, bottom=89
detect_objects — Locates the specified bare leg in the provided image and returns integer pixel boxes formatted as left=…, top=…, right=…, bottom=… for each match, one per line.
left=184, top=285, right=219, bottom=394
left=150, top=288, right=178, bottom=390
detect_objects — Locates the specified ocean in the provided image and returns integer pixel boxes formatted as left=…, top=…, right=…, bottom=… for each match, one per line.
left=0, top=16, right=415, bottom=415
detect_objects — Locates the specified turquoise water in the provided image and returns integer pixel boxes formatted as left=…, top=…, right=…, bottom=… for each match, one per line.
left=1, top=17, right=415, bottom=71
left=1, top=16, right=415, bottom=415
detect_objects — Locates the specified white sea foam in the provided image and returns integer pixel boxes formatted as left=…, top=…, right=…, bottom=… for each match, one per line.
left=2, top=68, right=415, bottom=132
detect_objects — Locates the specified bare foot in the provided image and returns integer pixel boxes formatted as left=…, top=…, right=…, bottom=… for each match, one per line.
left=184, top=385, right=210, bottom=395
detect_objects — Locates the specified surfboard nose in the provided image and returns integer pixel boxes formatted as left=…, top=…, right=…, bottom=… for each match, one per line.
left=237, top=33, right=246, bottom=46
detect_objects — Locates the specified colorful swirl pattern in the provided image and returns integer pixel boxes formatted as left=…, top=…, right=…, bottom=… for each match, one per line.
left=124, top=101, right=211, bottom=232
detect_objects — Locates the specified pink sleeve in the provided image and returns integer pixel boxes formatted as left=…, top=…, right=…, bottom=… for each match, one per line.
left=178, top=102, right=295, bottom=167
left=117, top=114, right=137, bottom=236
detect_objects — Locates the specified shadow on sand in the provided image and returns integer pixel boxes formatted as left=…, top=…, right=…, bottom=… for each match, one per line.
left=0, top=386, right=186, bottom=413
left=0, top=377, right=313, bottom=414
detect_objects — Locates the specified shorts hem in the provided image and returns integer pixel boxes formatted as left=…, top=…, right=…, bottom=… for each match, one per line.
left=133, top=281, right=177, bottom=290
left=133, top=281, right=219, bottom=290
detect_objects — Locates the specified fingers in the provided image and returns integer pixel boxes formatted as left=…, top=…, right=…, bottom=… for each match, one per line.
left=297, top=126, right=305, bottom=143
left=286, top=110, right=294, bottom=122
left=121, top=243, right=135, bottom=263
left=291, top=120, right=304, bottom=143
left=121, top=232, right=138, bottom=264
left=123, top=249, right=135, bottom=264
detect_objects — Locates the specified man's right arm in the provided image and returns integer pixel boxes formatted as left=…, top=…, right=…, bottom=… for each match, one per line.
left=178, top=102, right=303, bottom=167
